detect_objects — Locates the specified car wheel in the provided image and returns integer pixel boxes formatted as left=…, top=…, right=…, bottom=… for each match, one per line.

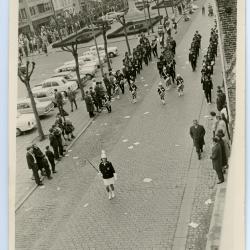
left=16, top=128, right=22, bottom=136
left=109, top=52, right=115, bottom=58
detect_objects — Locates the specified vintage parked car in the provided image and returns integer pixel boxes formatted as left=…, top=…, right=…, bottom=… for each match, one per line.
left=105, top=11, right=125, bottom=20
left=54, top=63, right=96, bottom=79
left=89, top=44, right=119, bottom=58
left=32, top=76, right=78, bottom=102
left=82, top=50, right=107, bottom=62
left=51, top=71, right=88, bottom=87
left=64, top=58, right=99, bottom=69
left=17, top=98, right=54, bottom=117
left=16, top=112, right=36, bottom=136
left=78, top=54, right=105, bottom=68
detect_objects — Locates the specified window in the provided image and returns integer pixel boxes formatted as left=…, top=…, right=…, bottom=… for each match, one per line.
left=43, top=82, right=52, bottom=88
left=52, top=82, right=59, bottom=86
left=19, top=8, right=27, bottom=19
left=29, top=6, right=36, bottom=16
left=37, top=4, right=45, bottom=13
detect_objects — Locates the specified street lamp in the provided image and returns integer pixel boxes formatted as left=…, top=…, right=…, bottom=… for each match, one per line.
left=18, top=61, right=45, bottom=141
left=146, top=0, right=154, bottom=33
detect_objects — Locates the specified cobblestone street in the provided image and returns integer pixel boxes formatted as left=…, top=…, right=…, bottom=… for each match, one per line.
left=15, top=1, right=225, bottom=249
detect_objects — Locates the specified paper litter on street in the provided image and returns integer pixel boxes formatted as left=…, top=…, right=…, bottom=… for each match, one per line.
left=57, top=187, right=61, bottom=191
left=83, top=203, right=89, bottom=208
left=68, top=149, right=72, bottom=152
left=128, top=145, right=134, bottom=149
left=143, top=178, right=152, bottom=183
left=133, top=142, right=140, bottom=145
left=144, top=84, right=148, bottom=87
left=144, top=112, right=150, bottom=115
left=122, top=139, right=129, bottom=142
left=124, top=116, right=130, bottom=119
left=73, top=156, right=79, bottom=159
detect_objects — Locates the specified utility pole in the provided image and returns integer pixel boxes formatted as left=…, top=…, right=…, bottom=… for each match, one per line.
left=18, top=61, right=45, bottom=141
left=154, top=0, right=162, bottom=24
left=142, top=0, right=150, bottom=34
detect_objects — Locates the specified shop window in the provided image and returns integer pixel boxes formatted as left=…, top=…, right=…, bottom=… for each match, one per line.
left=19, top=8, right=27, bottom=19
left=29, top=6, right=36, bottom=16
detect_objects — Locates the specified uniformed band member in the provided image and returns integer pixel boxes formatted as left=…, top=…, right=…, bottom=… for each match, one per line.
left=190, top=120, right=206, bottom=160
left=157, top=82, right=166, bottom=105
left=176, top=74, right=184, bottom=96
left=98, top=150, right=117, bottom=200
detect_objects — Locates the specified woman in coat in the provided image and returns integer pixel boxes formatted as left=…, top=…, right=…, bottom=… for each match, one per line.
left=84, top=91, right=95, bottom=118
left=210, top=137, right=224, bottom=184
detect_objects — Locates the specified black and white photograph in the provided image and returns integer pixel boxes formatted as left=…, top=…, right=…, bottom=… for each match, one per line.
left=8, top=0, right=244, bottom=249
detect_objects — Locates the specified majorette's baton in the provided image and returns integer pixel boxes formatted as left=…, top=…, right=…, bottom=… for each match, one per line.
left=84, top=158, right=99, bottom=173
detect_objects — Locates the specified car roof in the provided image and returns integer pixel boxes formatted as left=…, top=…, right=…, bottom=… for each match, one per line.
left=44, top=76, right=64, bottom=82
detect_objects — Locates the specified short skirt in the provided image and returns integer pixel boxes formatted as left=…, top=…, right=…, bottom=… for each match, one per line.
left=103, top=177, right=115, bottom=186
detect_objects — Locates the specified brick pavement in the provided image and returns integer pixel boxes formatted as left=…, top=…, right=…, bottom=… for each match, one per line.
left=15, top=1, right=223, bottom=249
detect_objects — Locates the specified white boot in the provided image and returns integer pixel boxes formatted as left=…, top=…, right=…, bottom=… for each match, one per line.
left=111, top=191, right=115, bottom=198
left=162, top=99, right=166, bottom=105
left=108, top=192, right=112, bottom=200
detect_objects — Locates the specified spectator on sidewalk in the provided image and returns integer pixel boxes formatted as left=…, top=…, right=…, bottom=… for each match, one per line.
left=32, top=144, right=52, bottom=180
left=190, top=120, right=206, bottom=160
left=67, top=87, right=77, bottom=112
left=54, top=89, right=64, bottom=116
left=214, top=115, right=227, bottom=137
left=52, top=124, right=65, bottom=157
left=216, top=130, right=230, bottom=171
left=95, top=82, right=105, bottom=110
left=216, top=88, right=226, bottom=112
left=49, top=128, right=60, bottom=160
left=26, top=146, right=43, bottom=186
left=103, top=73, right=112, bottom=100
left=64, top=117, right=76, bottom=140
left=89, top=87, right=100, bottom=112
left=45, top=146, right=57, bottom=174
left=98, top=150, right=117, bottom=200
left=103, top=93, right=112, bottom=113
left=85, top=91, right=95, bottom=118
left=210, top=137, right=224, bottom=184
left=210, top=111, right=217, bottom=137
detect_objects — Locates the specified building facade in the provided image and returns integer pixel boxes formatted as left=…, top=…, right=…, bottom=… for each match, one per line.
left=18, top=0, right=81, bottom=34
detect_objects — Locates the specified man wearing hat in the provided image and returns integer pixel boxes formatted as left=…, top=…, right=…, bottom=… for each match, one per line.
left=190, top=120, right=206, bottom=160
left=26, top=146, right=43, bottom=186
left=98, top=150, right=117, bottom=200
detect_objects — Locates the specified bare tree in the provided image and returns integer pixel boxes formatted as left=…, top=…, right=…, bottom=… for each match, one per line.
left=18, top=61, right=45, bottom=141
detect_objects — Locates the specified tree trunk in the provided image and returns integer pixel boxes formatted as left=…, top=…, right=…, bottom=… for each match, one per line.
left=124, top=23, right=131, bottom=55
left=147, top=6, right=154, bottom=33
left=156, top=0, right=162, bottom=24
left=102, top=25, right=111, bottom=71
left=73, top=48, right=85, bottom=100
left=26, top=81, right=45, bottom=141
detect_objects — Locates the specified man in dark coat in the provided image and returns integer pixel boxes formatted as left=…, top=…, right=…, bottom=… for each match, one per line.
left=32, top=144, right=52, bottom=179
left=190, top=120, right=206, bottom=159
left=26, top=146, right=43, bottom=186
left=103, top=73, right=112, bottom=100
left=45, top=145, right=57, bottom=173
left=94, top=82, right=105, bottom=110
left=216, top=89, right=226, bottom=112
left=210, top=137, right=224, bottom=184
left=202, top=75, right=213, bottom=104
left=85, top=91, right=95, bottom=118
left=54, top=89, right=64, bottom=115
left=49, top=128, right=60, bottom=160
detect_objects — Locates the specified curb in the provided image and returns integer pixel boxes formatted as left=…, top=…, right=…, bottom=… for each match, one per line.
left=15, top=116, right=96, bottom=213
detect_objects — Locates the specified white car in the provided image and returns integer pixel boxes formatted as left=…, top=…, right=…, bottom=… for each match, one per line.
left=82, top=50, right=107, bottom=62
left=16, top=112, right=36, bottom=136
left=64, top=59, right=99, bottom=69
left=51, top=72, right=88, bottom=86
left=54, top=63, right=96, bottom=79
left=78, top=55, right=104, bottom=68
left=32, top=77, right=78, bottom=101
left=89, top=44, right=119, bottom=58
left=17, top=98, right=54, bottom=116
left=105, top=11, right=125, bottom=20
